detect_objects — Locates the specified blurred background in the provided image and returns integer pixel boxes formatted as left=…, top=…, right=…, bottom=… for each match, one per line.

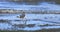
left=0, top=0, right=59, bottom=5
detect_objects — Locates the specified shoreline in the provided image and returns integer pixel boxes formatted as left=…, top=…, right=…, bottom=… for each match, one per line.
left=0, top=28, right=60, bottom=32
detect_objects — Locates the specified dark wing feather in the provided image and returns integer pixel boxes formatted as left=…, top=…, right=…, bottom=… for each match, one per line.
left=20, top=15, right=25, bottom=18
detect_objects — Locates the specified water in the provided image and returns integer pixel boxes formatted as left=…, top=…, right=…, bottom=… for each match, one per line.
left=0, top=0, right=60, bottom=31
left=0, top=14, right=60, bottom=31
left=0, top=0, right=60, bottom=10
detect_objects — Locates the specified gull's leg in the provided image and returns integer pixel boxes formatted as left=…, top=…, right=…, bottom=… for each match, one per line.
left=24, top=17, right=27, bottom=25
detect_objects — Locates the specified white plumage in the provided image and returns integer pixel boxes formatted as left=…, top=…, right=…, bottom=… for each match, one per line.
left=17, top=12, right=25, bottom=19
